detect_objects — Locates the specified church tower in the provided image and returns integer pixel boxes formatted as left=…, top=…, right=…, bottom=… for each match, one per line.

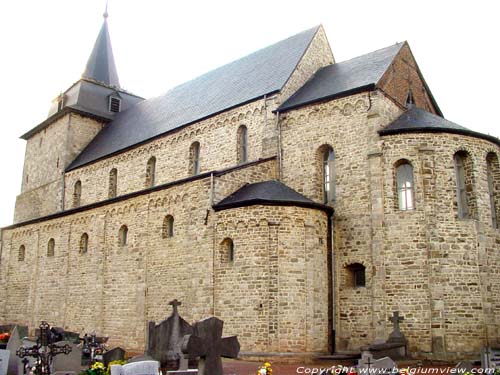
left=14, top=12, right=143, bottom=223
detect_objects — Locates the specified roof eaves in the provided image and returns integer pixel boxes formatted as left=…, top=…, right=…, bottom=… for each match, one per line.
left=213, top=198, right=334, bottom=215
left=378, top=127, right=500, bottom=148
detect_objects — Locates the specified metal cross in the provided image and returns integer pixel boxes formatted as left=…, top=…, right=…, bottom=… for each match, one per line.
left=389, top=311, right=404, bottom=331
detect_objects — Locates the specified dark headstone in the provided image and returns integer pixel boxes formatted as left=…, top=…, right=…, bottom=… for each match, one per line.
left=388, top=311, right=407, bottom=344
left=147, top=300, right=193, bottom=369
left=103, top=347, right=126, bottom=367
left=181, top=317, right=240, bottom=375
left=6, top=326, right=22, bottom=375
left=52, top=342, right=82, bottom=372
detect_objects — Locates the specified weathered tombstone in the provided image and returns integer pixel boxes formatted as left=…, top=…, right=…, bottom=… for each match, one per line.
left=147, top=299, right=193, bottom=369
left=52, top=342, right=82, bottom=373
left=387, top=312, right=407, bottom=344
left=103, top=347, right=126, bottom=367
left=6, top=326, right=22, bottom=375
left=121, top=360, right=160, bottom=375
left=357, top=351, right=396, bottom=375
left=0, top=350, right=10, bottom=375
left=181, top=317, right=240, bottom=375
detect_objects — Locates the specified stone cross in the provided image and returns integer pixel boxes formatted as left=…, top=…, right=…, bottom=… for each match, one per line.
left=169, top=300, right=182, bottom=316
left=388, top=311, right=407, bottom=344
left=181, top=317, right=240, bottom=375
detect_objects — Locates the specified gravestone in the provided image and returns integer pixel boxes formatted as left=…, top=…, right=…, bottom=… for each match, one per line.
left=0, top=350, right=10, bottom=375
left=147, top=299, right=193, bottom=369
left=481, top=347, right=500, bottom=370
left=52, top=342, right=82, bottom=373
left=357, top=351, right=396, bottom=375
left=103, top=347, right=126, bottom=367
left=181, top=317, right=240, bottom=375
left=121, top=360, right=160, bottom=375
left=387, top=312, right=407, bottom=344
left=6, top=326, right=22, bottom=375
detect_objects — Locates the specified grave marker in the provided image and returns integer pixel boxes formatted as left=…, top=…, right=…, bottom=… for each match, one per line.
left=358, top=351, right=396, bottom=375
left=6, top=326, right=22, bottom=375
left=0, top=350, right=10, bottom=375
left=52, top=342, right=82, bottom=373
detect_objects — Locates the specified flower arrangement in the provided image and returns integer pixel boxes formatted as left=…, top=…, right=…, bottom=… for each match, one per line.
left=0, top=332, right=11, bottom=343
left=257, top=362, right=273, bottom=375
left=105, top=360, right=127, bottom=375
left=79, top=362, right=106, bottom=375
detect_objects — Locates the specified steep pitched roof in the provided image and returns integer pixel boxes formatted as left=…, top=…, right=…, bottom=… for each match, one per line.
left=278, top=43, right=404, bottom=112
left=68, top=26, right=321, bottom=171
left=82, top=17, right=120, bottom=88
left=213, top=180, right=333, bottom=214
left=379, top=106, right=500, bottom=147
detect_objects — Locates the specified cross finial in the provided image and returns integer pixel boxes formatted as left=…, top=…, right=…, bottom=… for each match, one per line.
left=103, top=0, right=109, bottom=19
left=169, top=299, right=182, bottom=316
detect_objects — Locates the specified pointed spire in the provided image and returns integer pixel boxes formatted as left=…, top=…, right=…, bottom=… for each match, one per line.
left=82, top=7, right=120, bottom=87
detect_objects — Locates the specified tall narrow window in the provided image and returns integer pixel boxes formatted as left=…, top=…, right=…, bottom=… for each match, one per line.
left=119, top=225, right=128, bottom=247
left=237, top=125, right=248, bottom=164
left=319, top=145, right=335, bottom=203
left=47, top=238, right=55, bottom=257
left=454, top=151, right=476, bottom=219
left=220, top=238, right=234, bottom=263
left=18, top=245, right=26, bottom=262
left=80, top=233, right=89, bottom=254
left=162, top=215, right=174, bottom=238
left=487, top=153, right=500, bottom=228
left=189, top=142, right=201, bottom=175
left=109, top=168, right=118, bottom=198
left=146, top=156, right=156, bottom=188
left=396, top=161, right=415, bottom=210
left=73, top=180, right=82, bottom=208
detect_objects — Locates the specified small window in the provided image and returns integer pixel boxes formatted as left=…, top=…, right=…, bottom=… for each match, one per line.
left=18, top=245, right=26, bottom=262
left=119, top=225, right=128, bottom=247
left=454, top=151, right=476, bottom=219
left=47, top=238, right=55, bottom=257
left=319, top=145, right=335, bottom=203
left=146, top=156, right=156, bottom=188
left=395, top=161, right=415, bottom=210
left=162, top=215, right=174, bottom=238
left=487, top=152, right=500, bottom=228
left=346, top=263, right=365, bottom=288
left=237, top=125, right=248, bottom=164
left=109, top=97, right=121, bottom=113
left=220, top=238, right=234, bottom=263
left=405, top=91, right=415, bottom=107
left=80, top=233, right=89, bottom=254
left=189, top=142, right=201, bottom=175
left=73, top=180, right=82, bottom=208
left=109, top=168, right=118, bottom=198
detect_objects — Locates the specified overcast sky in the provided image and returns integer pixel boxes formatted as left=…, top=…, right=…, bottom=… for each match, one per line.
left=0, top=0, right=498, bottom=228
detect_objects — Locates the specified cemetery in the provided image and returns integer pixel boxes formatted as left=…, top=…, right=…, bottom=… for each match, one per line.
left=1, top=304, right=500, bottom=375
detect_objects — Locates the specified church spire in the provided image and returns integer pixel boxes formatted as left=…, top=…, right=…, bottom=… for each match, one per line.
left=82, top=8, right=120, bottom=88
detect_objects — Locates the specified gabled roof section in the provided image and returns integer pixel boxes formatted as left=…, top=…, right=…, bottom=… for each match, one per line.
left=379, top=107, right=500, bottom=147
left=82, top=16, right=120, bottom=88
left=278, top=43, right=404, bottom=112
left=67, top=26, right=321, bottom=171
left=213, top=180, right=333, bottom=214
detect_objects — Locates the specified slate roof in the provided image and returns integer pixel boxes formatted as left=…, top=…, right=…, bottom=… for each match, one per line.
left=278, top=43, right=405, bottom=112
left=213, top=180, right=333, bottom=214
left=379, top=106, right=500, bottom=147
left=82, top=17, right=120, bottom=87
left=68, top=26, right=321, bottom=171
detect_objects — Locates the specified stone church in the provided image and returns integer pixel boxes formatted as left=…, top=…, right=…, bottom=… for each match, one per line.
left=1, top=13, right=499, bottom=361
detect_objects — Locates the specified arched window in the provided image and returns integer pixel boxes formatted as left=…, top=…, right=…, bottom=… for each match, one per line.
left=220, top=238, right=234, bottom=263
left=319, top=145, right=335, bottom=203
left=189, top=142, right=201, bottom=175
left=454, top=151, right=476, bottom=219
left=73, top=180, right=82, bottom=208
left=80, top=233, right=89, bottom=254
left=18, top=245, right=26, bottom=262
left=47, top=238, right=55, bottom=257
left=146, top=156, right=156, bottom=188
left=486, top=152, right=500, bottom=228
left=345, top=263, right=366, bottom=288
left=395, top=161, right=415, bottom=210
left=162, top=215, right=174, bottom=238
left=119, top=225, right=128, bottom=247
left=237, top=125, right=248, bottom=164
left=405, top=90, right=415, bottom=107
left=109, top=168, right=118, bottom=198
